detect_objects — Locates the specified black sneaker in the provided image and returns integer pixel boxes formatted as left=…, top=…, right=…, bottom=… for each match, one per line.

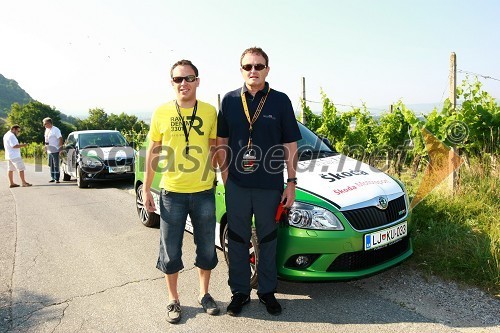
left=258, top=293, right=282, bottom=315
left=226, top=293, right=250, bottom=316
left=199, top=293, right=220, bottom=315
left=166, top=300, right=181, bottom=324
left=49, top=180, right=55, bottom=183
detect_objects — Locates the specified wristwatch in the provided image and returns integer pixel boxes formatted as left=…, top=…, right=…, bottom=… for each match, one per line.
left=286, top=177, right=297, bottom=185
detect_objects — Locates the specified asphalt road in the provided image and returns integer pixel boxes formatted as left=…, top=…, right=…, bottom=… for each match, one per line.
left=0, top=161, right=498, bottom=333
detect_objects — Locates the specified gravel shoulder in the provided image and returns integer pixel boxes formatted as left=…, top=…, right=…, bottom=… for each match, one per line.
left=349, top=264, right=499, bottom=330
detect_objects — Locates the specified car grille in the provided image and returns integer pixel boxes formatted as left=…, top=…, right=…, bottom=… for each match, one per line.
left=327, top=236, right=410, bottom=272
left=104, top=158, right=134, bottom=167
left=341, top=195, right=407, bottom=231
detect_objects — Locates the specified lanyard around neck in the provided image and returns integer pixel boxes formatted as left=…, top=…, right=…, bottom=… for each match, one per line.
left=175, top=100, right=198, bottom=154
left=240, top=86, right=271, bottom=148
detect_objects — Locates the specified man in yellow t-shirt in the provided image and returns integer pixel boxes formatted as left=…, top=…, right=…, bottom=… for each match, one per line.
left=142, top=60, right=219, bottom=324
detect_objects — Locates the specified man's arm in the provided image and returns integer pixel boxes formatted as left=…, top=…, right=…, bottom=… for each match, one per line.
left=216, top=137, right=229, bottom=185
left=143, top=140, right=161, bottom=212
left=59, top=137, right=64, bottom=152
left=282, top=141, right=298, bottom=208
left=209, top=138, right=217, bottom=169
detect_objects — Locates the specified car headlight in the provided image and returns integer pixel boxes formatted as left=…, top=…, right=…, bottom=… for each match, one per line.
left=288, top=202, right=344, bottom=231
left=83, top=158, right=103, bottom=167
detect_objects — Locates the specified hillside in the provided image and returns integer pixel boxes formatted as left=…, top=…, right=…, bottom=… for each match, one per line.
left=0, top=74, right=33, bottom=116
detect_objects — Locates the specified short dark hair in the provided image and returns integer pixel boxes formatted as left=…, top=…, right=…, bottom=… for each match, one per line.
left=240, top=47, right=269, bottom=67
left=170, top=59, right=199, bottom=78
left=11, top=125, right=21, bottom=130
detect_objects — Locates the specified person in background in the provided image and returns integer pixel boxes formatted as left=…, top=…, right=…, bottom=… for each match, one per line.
left=3, top=125, right=32, bottom=188
left=216, top=47, right=301, bottom=316
left=142, top=59, right=220, bottom=324
left=43, top=117, right=63, bottom=183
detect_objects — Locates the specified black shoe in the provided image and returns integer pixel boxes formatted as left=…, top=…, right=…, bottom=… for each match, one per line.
left=55, top=180, right=60, bottom=183
left=226, top=293, right=250, bottom=316
left=49, top=179, right=55, bottom=183
left=258, top=293, right=282, bottom=315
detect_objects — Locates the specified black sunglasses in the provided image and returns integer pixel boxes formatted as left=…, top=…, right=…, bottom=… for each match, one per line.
left=172, top=75, right=197, bottom=84
left=241, top=64, right=267, bottom=71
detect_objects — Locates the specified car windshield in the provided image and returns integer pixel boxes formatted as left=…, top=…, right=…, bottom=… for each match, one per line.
left=78, top=132, right=128, bottom=148
left=296, top=122, right=337, bottom=161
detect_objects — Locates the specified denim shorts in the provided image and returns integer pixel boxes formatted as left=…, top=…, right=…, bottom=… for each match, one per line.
left=156, top=187, right=218, bottom=274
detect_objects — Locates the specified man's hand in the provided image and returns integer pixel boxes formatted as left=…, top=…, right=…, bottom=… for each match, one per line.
left=143, top=187, right=156, bottom=212
left=221, top=170, right=228, bottom=185
left=281, top=184, right=296, bottom=208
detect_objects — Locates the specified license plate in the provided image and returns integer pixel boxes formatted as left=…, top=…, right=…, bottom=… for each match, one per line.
left=109, top=166, right=131, bottom=173
left=364, top=221, right=407, bottom=251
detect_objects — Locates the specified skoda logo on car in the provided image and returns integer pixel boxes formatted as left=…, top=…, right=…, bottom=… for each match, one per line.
left=376, top=195, right=389, bottom=210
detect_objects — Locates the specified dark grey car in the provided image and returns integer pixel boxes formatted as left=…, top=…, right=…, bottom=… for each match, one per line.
left=60, top=130, right=135, bottom=188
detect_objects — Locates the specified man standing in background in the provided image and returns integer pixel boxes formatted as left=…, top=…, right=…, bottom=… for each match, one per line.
left=43, top=117, right=63, bottom=183
left=3, top=125, right=32, bottom=188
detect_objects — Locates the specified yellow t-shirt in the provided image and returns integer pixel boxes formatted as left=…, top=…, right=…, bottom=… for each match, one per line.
left=149, top=100, right=217, bottom=193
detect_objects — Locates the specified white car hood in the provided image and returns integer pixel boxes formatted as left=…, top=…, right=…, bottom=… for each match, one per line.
left=296, top=155, right=404, bottom=210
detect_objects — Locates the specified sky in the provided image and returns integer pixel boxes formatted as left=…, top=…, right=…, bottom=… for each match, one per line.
left=1, top=0, right=499, bottom=119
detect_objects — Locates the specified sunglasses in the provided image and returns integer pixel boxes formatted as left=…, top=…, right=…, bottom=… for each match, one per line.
left=171, top=75, right=197, bottom=84
left=241, top=64, right=267, bottom=71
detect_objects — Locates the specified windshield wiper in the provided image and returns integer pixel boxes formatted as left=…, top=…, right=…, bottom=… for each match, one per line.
left=298, top=149, right=337, bottom=160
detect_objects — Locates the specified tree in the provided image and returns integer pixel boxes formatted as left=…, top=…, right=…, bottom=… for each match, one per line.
left=76, top=108, right=109, bottom=130
left=6, top=101, right=66, bottom=144
left=75, top=108, right=150, bottom=147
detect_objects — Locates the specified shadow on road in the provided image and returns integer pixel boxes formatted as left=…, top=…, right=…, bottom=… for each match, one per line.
left=0, top=289, right=61, bottom=333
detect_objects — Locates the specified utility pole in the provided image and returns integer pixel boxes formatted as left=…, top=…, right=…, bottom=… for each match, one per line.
left=301, top=77, right=306, bottom=125
left=449, top=52, right=458, bottom=193
left=449, top=52, right=457, bottom=110
left=217, top=94, right=221, bottom=111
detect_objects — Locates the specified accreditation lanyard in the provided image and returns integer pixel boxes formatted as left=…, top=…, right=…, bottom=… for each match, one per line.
left=240, top=86, right=271, bottom=149
left=175, top=100, right=198, bottom=155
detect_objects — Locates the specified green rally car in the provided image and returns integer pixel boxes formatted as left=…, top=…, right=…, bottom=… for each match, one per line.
left=134, top=122, right=412, bottom=286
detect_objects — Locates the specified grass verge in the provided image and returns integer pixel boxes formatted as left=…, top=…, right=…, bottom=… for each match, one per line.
left=397, top=159, right=499, bottom=296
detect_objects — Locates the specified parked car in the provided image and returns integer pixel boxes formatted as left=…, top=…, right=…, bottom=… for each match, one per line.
left=134, top=123, right=412, bottom=286
left=61, top=130, right=135, bottom=188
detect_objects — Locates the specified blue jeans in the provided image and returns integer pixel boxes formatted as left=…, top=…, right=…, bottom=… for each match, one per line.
left=156, top=188, right=218, bottom=275
left=48, top=153, right=60, bottom=181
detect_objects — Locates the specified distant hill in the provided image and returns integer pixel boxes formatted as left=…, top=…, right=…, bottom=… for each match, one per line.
left=0, top=74, right=33, bottom=117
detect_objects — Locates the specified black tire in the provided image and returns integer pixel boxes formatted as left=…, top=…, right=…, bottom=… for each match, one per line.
left=136, top=184, right=160, bottom=228
left=62, top=168, right=71, bottom=181
left=61, top=163, right=71, bottom=181
left=222, top=223, right=259, bottom=289
left=76, top=165, right=89, bottom=188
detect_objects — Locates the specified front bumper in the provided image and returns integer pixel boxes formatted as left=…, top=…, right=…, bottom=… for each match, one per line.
left=80, top=165, right=134, bottom=182
left=276, top=223, right=413, bottom=281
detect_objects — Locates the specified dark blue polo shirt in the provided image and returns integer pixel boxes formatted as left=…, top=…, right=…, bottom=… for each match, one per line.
left=217, top=82, right=302, bottom=190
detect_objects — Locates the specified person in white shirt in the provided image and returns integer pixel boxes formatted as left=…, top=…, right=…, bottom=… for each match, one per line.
left=3, top=125, right=32, bottom=188
left=43, top=117, right=63, bottom=183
